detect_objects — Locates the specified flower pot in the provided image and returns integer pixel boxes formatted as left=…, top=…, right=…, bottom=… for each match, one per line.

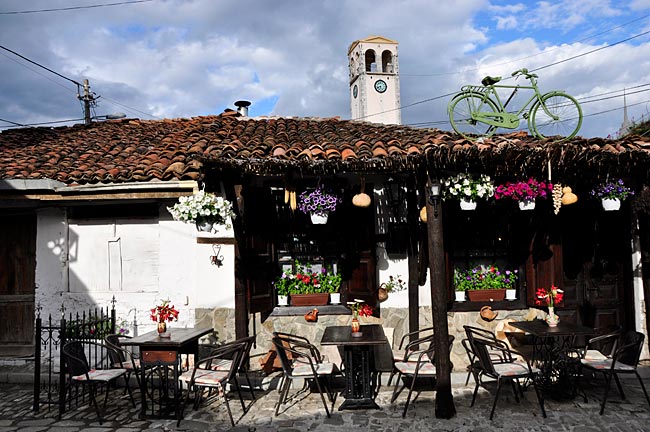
left=505, top=289, right=517, bottom=301
left=467, top=288, right=506, bottom=302
left=330, top=293, right=340, bottom=304
left=459, top=199, right=477, bottom=210
left=601, top=198, right=621, bottom=211
left=277, top=295, right=289, bottom=306
left=310, top=211, right=329, bottom=224
left=455, top=290, right=466, bottom=302
left=195, top=217, right=214, bottom=232
left=546, top=306, right=559, bottom=327
left=518, top=200, right=536, bottom=211
left=290, top=293, right=330, bottom=306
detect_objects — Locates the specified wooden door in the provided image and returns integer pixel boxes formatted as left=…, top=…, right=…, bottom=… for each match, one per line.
left=556, top=203, right=628, bottom=329
left=0, top=213, right=36, bottom=356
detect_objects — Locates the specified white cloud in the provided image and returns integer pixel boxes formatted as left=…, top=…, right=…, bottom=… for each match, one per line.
left=495, top=15, right=518, bottom=30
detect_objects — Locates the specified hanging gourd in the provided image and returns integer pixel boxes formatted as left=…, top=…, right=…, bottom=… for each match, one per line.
left=352, top=177, right=371, bottom=207
left=561, top=186, right=578, bottom=205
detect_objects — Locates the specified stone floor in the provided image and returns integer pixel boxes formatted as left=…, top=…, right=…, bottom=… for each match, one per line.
left=1, top=370, right=650, bottom=431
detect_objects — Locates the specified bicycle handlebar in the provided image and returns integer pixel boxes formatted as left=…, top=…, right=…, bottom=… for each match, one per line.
left=511, top=68, right=538, bottom=80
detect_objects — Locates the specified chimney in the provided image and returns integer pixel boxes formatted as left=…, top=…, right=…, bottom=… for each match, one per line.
left=234, top=100, right=251, bottom=117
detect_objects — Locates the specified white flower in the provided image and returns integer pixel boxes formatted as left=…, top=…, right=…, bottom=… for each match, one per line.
left=167, top=191, right=236, bottom=228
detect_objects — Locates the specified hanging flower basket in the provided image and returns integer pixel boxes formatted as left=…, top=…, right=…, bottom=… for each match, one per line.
left=167, top=191, right=235, bottom=232
left=590, top=179, right=634, bottom=211
left=601, top=198, right=621, bottom=211
left=495, top=178, right=552, bottom=211
left=460, top=198, right=477, bottom=210
left=310, top=211, right=329, bottom=224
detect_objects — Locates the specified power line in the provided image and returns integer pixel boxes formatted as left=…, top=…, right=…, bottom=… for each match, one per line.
left=0, top=45, right=81, bottom=87
left=100, top=95, right=159, bottom=119
left=0, top=51, right=78, bottom=94
left=401, top=12, right=650, bottom=78
left=0, top=117, right=25, bottom=126
left=0, top=117, right=86, bottom=129
left=0, top=0, right=155, bottom=15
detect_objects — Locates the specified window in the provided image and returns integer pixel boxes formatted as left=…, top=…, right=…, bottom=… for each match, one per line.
left=365, top=49, right=376, bottom=72
left=382, top=50, right=393, bottom=73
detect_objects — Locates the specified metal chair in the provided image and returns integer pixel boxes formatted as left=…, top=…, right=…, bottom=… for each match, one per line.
left=177, top=341, right=245, bottom=427
left=390, top=334, right=454, bottom=417
left=462, top=325, right=511, bottom=386
left=467, top=333, right=546, bottom=420
left=580, top=330, right=650, bottom=415
left=387, top=326, right=434, bottom=385
left=105, top=334, right=141, bottom=389
left=272, top=332, right=336, bottom=418
left=62, top=340, right=136, bottom=424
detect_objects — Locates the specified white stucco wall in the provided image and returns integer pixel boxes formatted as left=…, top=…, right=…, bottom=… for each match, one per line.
left=33, top=202, right=236, bottom=337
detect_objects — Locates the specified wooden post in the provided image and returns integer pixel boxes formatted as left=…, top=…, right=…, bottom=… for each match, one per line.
left=224, top=183, right=248, bottom=341
left=425, top=177, right=456, bottom=419
left=407, top=182, right=420, bottom=341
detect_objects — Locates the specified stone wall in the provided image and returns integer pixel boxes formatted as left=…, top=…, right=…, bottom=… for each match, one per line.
left=198, top=305, right=549, bottom=372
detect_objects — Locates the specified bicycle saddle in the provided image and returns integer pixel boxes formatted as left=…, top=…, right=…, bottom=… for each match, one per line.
left=481, top=76, right=501, bottom=86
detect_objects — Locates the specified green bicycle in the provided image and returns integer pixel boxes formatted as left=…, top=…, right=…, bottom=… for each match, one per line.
left=448, top=68, right=582, bottom=140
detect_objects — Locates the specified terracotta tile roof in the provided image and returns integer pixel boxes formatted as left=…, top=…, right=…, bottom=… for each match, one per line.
left=1, top=112, right=649, bottom=185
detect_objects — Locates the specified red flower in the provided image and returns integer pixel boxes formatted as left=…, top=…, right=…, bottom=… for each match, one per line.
left=535, top=285, right=563, bottom=307
left=150, top=300, right=180, bottom=323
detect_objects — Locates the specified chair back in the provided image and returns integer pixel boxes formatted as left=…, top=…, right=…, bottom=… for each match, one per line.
left=228, top=336, right=255, bottom=372
left=470, top=338, right=498, bottom=376
left=272, top=333, right=298, bottom=377
left=105, top=334, right=126, bottom=365
left=63, top=340, right=91, bottom=377
left=615, top=331, right=645, bottom=368
left=198, top=342, right=245, bottom=382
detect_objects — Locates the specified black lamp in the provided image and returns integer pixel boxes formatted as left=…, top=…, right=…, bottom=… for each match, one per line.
left=428, top=180, right=442, bottom=217
left=385, top=177, right=404, bottom=222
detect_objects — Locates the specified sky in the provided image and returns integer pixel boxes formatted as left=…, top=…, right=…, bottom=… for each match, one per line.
left=1, top=0, right=650, bottom=138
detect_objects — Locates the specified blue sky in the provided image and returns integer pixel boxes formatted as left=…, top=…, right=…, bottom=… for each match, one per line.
left=1, top=0, right=649, bottom=137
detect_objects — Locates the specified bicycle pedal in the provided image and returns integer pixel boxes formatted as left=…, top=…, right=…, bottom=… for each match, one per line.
left=522, top=112, right=529, bottom=120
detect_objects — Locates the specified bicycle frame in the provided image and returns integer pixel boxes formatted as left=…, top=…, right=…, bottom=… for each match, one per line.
left=464, top=83, right=543, bottom=129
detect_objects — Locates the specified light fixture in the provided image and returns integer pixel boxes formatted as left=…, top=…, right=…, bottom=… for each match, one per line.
left=385, top=177, right=404, bottom=222
left=428, top=180, right=442, bottom=217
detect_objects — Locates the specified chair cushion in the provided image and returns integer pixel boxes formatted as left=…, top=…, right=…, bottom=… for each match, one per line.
left=73, top=368, right=126, bottom=382
left=392, top=349, right=405, bottom=361
left=394, top=361, right=436, bottom=376
left=292, top=361, right=334, bottom=377
left=583, top=350, right=609, bottom=362
left=493, top=361, right=537, bottom=377
left=581, top=358, right=636, bottom=371
left=116, top=359, right=140, bottom=370
left=209, top=359, right=233, bottom=371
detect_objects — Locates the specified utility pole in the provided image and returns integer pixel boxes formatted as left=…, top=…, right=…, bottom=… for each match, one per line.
left=79, top=79, right=96, bottom=126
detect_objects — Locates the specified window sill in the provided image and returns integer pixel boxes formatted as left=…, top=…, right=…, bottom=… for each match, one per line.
left=270, top=305, right=351, bottom=317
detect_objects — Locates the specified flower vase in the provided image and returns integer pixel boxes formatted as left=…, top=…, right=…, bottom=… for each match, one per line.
left=330, top=293, right=340, bottom=304
left=277, top=295, right=289, bottom=306
left=601, top=198, right=621, bottom=211
left=545, top=307, right=559, bottom=327
left=157, top=321, right=170, bottom=337
left=310, top=211, right=329, bottom=224
left=459, top=199, right=477, bottom=210
left=518, top=200, right=536, bottom=211
left=351, top=317, right=362, bottom=337
left=454, top=290, right=466, bottom=302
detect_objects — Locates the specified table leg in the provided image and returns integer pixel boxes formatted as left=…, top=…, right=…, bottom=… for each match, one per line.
left=339, top=346, right=380, bottom=410
left=139, top=361, right=147, bottom=419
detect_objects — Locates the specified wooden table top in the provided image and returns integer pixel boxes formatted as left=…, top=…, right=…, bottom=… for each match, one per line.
left=509, top=320, right=594, bottom=338
left=121, top=327, right=212, bottom=348
left=321, top=324, right=387, bottom=346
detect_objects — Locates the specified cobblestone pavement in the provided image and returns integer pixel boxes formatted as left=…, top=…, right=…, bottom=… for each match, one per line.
left=2, top=371, right=650, bottom=432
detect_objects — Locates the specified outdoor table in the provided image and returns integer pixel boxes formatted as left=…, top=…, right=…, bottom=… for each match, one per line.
left=509, top=319, right=594, bottom=398
left=321, top=324, right=387, bottom=410
left=121, top=327, right=212, bottom=419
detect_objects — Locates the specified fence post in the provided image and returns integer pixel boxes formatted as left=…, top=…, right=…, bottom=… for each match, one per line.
left=32, top=309, right=42, bottom=412
left=58, top=313, right=66, bottom=419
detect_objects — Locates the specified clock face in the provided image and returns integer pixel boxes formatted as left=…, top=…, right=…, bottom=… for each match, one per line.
left=353, top=84, right=358, bottom=99
left=374, top=79, right=387, bottom=93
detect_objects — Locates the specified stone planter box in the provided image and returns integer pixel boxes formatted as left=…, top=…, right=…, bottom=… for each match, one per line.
left=467, top=289, right=506, bottom=302
left=290, top=293, right=330, bottom=306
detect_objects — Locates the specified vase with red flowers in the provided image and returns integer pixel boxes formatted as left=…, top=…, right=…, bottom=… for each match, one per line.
left=347, top=299, right=373, bottom=337
left=150, top=299, right=179, bottom=337
left=535, top=285, right=564, bottom=327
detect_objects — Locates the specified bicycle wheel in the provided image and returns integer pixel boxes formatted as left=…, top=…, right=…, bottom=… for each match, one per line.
left=448, top=93, right=500, bottom=139
left=530, top=92, right=582, bottom=139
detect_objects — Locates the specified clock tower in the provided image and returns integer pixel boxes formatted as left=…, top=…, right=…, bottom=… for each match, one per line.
left=348, top=35, right=401, bottom=125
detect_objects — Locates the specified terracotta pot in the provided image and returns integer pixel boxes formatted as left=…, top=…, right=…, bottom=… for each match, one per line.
left=290, top=293, right=330, bottom=306
left=467, top=288, right=506, bottom=302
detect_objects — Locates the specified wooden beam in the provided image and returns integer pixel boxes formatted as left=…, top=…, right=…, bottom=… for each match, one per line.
left=406, top=180, right=419, bottom=342
left=425, top=177, right=456, bottom=419
left=224, top=183, right=248, bottom=341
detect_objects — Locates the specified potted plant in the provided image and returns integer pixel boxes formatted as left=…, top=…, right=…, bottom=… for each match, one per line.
left=378, top=274, right=406, bottom=302
left=452, top=271, right=469, bottom=302
left=590, top=179, right=634, bottom=211
left=274, top=261, right=332, bottom=306
left=274, top=269, right=292, bottom=306
left=167, top=191, right=236, bottom=232
left=442, top=173, right=494, bottom=210
left=495, top=178, right=553, bottom=210
left=454, top=265, right=518, bottom=302
left=319, top=266, right=342, bottom=304
left=535, top=284, right=564, bottom=327
left=298, top=186, right=342, bottom=224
